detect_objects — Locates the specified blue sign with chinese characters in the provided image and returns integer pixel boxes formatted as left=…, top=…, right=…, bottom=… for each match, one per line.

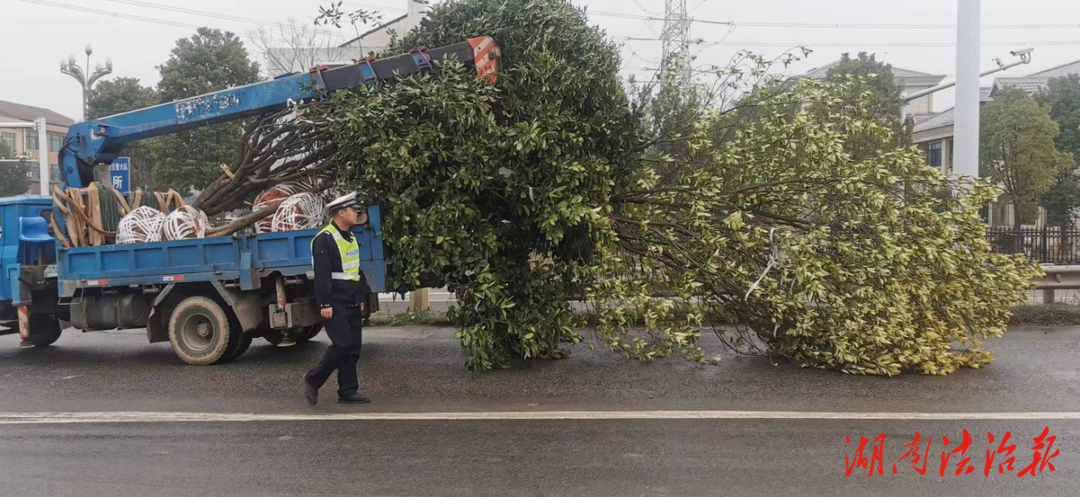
left=110, top=157, right=130, bottom=192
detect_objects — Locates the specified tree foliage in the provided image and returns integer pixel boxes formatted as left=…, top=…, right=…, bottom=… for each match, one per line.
left=0, top=140, right=30, bottom=197
left=1036, top=75, right=1080, bottom=229
left=980, top=87, right=1073, bottom=228
left=147, top=27, right=261, bottom=193
left=325, top=0, right=641, bottom=370
left=821, top=52, right=912, bottom=159
left=87, top=77, right=158, bottom=187
left=86, top=77, right=157, bottom=120
left=315, top=0, right=1039, bottom=375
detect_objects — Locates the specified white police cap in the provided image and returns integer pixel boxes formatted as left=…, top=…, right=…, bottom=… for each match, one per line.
left=326, top=192, right=359, bottom=213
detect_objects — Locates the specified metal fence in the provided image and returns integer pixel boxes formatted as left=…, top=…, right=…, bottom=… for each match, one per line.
left=986, top=226, right=1080, bottom=264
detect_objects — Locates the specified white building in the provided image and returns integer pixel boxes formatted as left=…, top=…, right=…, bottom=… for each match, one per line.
left=338, top=0, right=429, bottom=56
left=803, top=59, right=946, bottom=119
left=912, top=59, right=1080, bottom=227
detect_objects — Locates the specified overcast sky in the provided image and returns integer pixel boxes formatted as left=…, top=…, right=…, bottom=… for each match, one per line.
left=4, top=0, right=1080, bottom=121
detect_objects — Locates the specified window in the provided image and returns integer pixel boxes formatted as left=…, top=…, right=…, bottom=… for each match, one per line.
left=49, top=133, right=64, bottom=152
left=1, top=132, right=15, bottom=152
left=25, top=131, right=38, bottom=151
left=947, top=138, right=954, bottom=167
left=927, top=141, right=943, bottom=168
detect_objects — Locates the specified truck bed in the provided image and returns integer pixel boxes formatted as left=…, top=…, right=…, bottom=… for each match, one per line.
left=56, top=208, right=385, bottom=297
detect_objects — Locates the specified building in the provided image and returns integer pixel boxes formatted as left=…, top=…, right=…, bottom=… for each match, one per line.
left=912, top=59, right=1080, bottom=226
left=803, top=59, right=946, bottom=119
left=339, top=0, right=428, bottom=55
left=262, top=46, right=362, bottom=77
left=0, top=100, right=74, bottom=194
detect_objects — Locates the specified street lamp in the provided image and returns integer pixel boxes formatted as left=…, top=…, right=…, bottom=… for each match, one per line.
left=60, top=43, right=113, bottom=121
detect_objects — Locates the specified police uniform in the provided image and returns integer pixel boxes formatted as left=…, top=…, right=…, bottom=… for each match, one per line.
left=304, top=193, right=371, bottom=404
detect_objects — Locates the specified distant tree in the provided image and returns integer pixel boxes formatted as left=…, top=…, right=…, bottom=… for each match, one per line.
left=1036, top=75, right=1080, bottom=229
left=146, top=27, right=261, bottom=193
left=0, top=141, right=30, bottom=196
left=87, top=77, right=159, bottom=188
left=248, top=18, right=349, bottom=77
left=822, top=52, right=913, bottom=160
left=980, top=86, right=1073, bottom=228
left=86, top=77, right=157, bottom=120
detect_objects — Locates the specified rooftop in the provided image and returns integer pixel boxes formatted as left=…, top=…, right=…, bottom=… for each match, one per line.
left=338, top=14, right=409, bottom=48
left=912, top=86, right=992, bottom=134
left=803, top=59, right=945, bottom=85
left=0, top=100, right=75, bottom=127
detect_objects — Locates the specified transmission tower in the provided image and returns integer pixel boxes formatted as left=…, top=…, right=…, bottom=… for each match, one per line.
left=660, top=0, right=692, bottom=90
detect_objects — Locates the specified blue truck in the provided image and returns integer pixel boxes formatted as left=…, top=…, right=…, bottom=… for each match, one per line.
left=0, top=36, right=500, bottom=365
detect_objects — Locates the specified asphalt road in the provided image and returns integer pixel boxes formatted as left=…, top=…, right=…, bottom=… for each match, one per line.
left=0, top=326, right=1077, bottom=496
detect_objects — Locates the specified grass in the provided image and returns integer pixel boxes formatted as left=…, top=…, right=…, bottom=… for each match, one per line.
left=1009, top=303, right=1080, bottom=327
left=368, top=309, right=452, bottom=326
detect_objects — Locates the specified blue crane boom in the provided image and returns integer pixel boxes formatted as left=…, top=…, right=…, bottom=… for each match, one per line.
left=58, top=36, right=501, bottom=189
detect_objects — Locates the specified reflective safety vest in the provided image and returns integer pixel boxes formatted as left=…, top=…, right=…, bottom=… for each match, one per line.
left=314, top=225, right=361, bottom=282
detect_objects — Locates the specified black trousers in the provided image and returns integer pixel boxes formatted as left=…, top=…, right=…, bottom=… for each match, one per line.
left=305, top=305, right=363, bottom=397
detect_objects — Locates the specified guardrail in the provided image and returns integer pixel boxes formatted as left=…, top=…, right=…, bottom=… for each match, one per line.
left=986, top=226, right=1080, bottom=265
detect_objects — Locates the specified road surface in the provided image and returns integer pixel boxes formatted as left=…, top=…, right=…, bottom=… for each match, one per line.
left=0, top=326, right=1077, bottom=496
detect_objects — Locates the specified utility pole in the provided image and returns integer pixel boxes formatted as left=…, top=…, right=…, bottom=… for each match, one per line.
left=954, top=0, right=981, bottom=181
left=60, top=44, right=113, bottom=121
left=660, top=0, right=692, bottom=91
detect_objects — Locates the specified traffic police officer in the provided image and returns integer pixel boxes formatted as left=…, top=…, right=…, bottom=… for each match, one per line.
left=304, top=192, right=372, bottom=405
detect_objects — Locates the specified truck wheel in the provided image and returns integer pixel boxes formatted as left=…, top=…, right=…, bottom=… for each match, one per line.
left=222, top=314, right=250, bottom=361
left=262, top=329, right=284, bottom=346
left=230, top=334, right=252, bottom=360
left=28, top=314, right=62, bottom=347
left=295, top=325, right=322, bottom=343
left=168, top=296, right=237, bottom=365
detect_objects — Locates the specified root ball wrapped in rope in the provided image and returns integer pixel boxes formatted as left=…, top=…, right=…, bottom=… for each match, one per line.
left=163, top=205, right=211, bottom=240
left=117, top=207, right=167, bottom=244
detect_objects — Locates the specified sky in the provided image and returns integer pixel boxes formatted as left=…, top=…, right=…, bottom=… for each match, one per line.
left=3, top=0, right=1080, bottom=122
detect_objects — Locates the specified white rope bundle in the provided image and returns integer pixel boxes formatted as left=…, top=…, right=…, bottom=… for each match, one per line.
left=116, top=207, right=167, bottom=244
left=271, top=192, right=325, bottom=232
left=253, top=181, right=311, bottom=234
left=163, top=205, right=210, bottom=241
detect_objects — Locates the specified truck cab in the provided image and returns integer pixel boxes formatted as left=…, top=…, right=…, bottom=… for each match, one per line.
left=0, top=195, right=64, bottom=345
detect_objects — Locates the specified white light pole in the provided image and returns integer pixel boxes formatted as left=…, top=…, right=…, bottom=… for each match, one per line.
left=36, top=118, right=49, bottom=193
left=60, top=44, right=113, bottom=121
left=954, top=0, right=981, bottom=181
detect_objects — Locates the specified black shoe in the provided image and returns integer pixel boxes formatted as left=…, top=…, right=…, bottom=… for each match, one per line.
left=305, top=380, right=318, bottom=405
left=338, top=393, right=371, bottom=404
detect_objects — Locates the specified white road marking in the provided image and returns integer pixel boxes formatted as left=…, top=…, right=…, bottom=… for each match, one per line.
left=0, top=411, right=1079, bottom=424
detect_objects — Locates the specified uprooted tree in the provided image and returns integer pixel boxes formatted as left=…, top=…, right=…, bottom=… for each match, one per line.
left=297, top=0, right=1038, bottom=375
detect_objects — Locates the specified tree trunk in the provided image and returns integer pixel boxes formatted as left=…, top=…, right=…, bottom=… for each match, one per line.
left=1013, top=199, right=1024, bottom=254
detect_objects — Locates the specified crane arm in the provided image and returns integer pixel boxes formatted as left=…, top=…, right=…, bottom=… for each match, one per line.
left=60, top=36, right=501, bottom=189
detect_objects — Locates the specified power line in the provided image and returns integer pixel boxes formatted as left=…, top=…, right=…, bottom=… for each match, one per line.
left=615, top=35, right=1080, bottom=49
left=587, top=10, right=1080, bottom=30
left=98, top=0, right=344, bottom=38
left=729, top=21, right=1080, bottom=30
left=341, top=1, right=405, bottom=12
left=21, top=0, right=348, bottom=46
left=700, top=40, right=1080, bottom=48
left=21, top=0, right=203, bottom=29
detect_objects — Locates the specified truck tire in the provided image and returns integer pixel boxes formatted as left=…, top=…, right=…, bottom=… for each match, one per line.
left=168, top=296, right=239, bottom=365
left=263, top=325, right=320, bottom=346
left=28, top=314, right=62, bottom=347
left=230, top=334, right=253, bottom=360
left=222, top=314, right=250, bottom=361
left=295, top=325, right=322, bottom=343
left=262, top=329, right=284, bottom=346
